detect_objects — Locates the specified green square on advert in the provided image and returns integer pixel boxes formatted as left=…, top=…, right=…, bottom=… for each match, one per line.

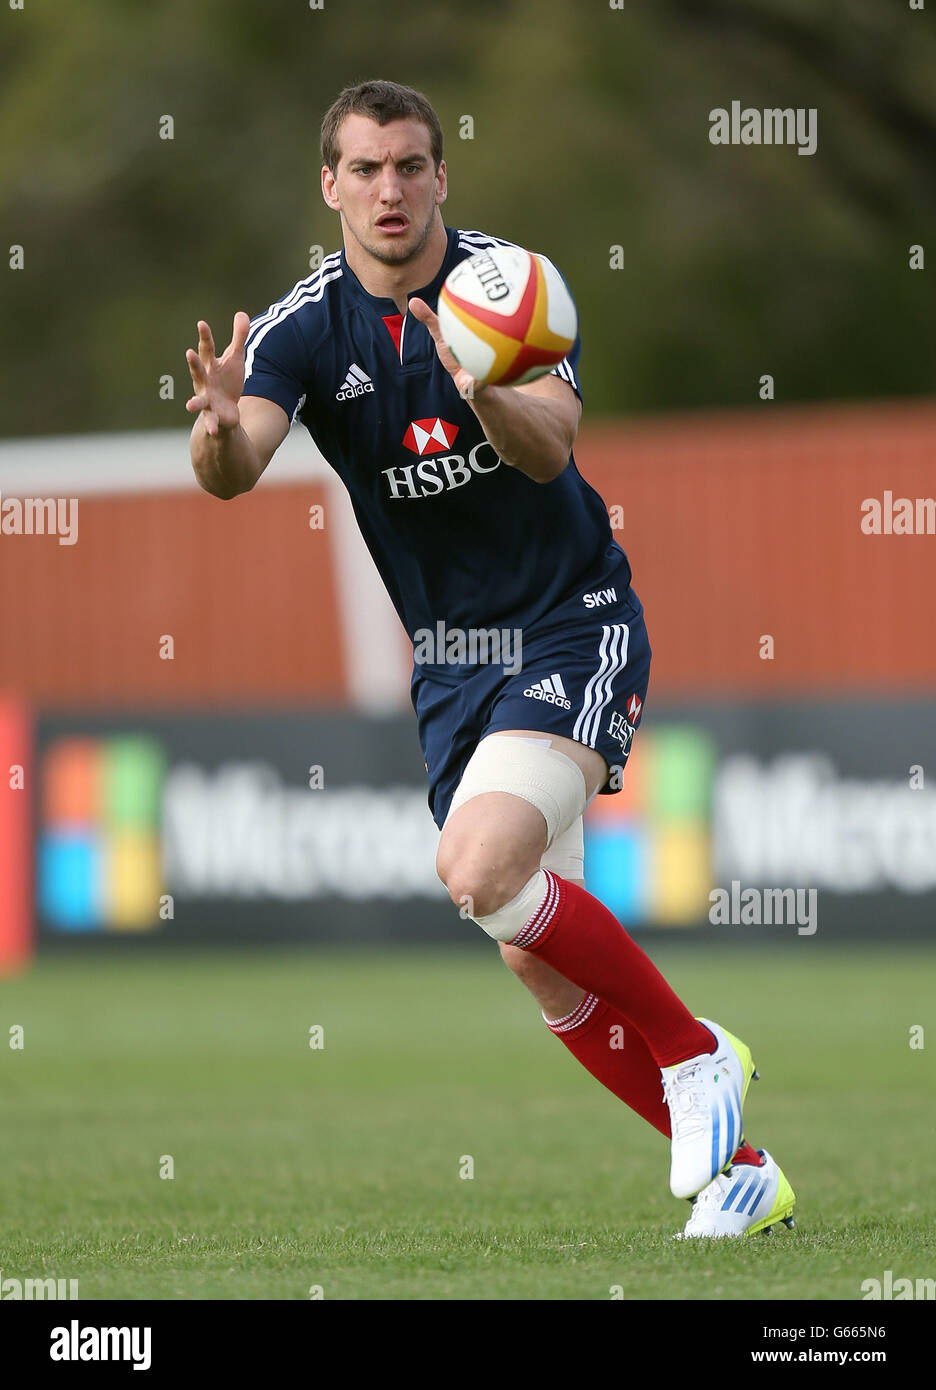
left=650, top=727, right=715, bottom=821
left=103, top=737, right=165, bottom=828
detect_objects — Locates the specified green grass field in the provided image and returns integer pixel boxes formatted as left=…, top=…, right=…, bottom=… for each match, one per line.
left=1, top=943, right=933, bottom=1300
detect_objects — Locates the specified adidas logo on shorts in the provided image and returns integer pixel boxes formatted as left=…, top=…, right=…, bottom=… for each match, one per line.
left=523, top=673, right=572, bottom=710
left=336, top=363, right=375, bottom=401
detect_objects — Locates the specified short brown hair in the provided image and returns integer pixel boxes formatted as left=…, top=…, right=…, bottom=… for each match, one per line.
left=321, top=80, right=443, bottom=173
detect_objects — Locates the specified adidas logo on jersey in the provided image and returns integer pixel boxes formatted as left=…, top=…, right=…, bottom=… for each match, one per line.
left=523, top=674, right=572, bottom=709
left=336, top=364, right=375, bottom=401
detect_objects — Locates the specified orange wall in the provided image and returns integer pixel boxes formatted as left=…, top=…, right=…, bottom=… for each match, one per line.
left=1, top=400, right=934, bottom=707
left=578, top=400, right=936, bottom=695
left=0, top=485, right=345, bottom=707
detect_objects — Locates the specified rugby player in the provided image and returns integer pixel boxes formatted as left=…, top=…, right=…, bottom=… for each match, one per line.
left=186, top=80, right=794, bottom=1239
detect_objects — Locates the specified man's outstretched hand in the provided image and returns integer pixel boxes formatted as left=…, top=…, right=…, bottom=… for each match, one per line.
left=408, top=297, right=485, bottom=401
left=185, top=312, right=251, bottom=436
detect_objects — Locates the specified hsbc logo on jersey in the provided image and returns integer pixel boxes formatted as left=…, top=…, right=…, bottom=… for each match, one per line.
left=382, top=424, right=502, bottom=499
left=402, top=418, right=459, bottom=454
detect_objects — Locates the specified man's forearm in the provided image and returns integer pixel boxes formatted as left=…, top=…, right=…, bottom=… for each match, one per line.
left=190, top=414, right=264, bottom=499
left=466, top=385, right=575, bottom=483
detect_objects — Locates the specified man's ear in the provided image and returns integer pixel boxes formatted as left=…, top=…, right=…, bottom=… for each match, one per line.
left=321, top=164, right=341, bottom=212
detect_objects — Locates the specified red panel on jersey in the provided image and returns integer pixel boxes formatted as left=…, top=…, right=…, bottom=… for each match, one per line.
left=382, top=313, right=404, bottom=357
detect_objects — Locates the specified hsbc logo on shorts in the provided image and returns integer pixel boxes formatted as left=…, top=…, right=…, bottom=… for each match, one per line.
left=382, top=423, right=502, bottom=499
left=608, top=711, right=636, bottom=755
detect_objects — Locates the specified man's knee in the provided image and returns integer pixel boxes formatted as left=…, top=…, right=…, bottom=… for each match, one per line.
left=437, top=790, right=551, bottom=919
left=441, top=858, right=513, bottom=921
left=438, top=734, right=588, bottom=919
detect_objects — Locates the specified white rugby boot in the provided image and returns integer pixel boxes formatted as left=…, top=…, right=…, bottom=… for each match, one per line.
left=662, top=1018, right=758, bottom=1199
left=674, top=1149, right=796, bottom=1239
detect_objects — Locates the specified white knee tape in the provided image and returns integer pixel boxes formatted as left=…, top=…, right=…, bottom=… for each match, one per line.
left=475, top=869, right=549, bottom=942
left=541, top=816, right=584, bottom=881
left=445, top=735, right=587, bottom=844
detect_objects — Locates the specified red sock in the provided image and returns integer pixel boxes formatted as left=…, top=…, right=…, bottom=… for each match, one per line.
left=729, top=1141, right=763, bottom=1167
left=545, top=994, right=671, bottom=1134
left=512, top=872, right=714, bottom=1067
left=546, top=993, right=764, bottom=1166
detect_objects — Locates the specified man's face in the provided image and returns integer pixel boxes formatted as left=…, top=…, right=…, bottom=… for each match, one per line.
left=322, top=114, right=446, bottom=267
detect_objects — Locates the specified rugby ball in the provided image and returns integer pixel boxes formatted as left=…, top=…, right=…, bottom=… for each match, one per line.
left=437, top=245, right=577, bottom=388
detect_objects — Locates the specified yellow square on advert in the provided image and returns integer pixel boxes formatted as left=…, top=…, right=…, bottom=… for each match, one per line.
left=651, top=823, right=711, bottom=925
left=106, top=831, right=162, bottom=931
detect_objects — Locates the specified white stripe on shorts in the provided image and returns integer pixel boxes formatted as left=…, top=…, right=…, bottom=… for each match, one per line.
left=572, top=623, right=630, bottom=748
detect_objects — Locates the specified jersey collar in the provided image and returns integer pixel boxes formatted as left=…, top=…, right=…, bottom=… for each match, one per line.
left=339, top=226, right=459, bottom=312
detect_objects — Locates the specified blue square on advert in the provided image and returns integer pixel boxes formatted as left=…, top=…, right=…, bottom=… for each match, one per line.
left=38, top=832, right=102, bottom=931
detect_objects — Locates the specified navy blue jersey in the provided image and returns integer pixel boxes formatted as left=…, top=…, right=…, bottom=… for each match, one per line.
left=241, top=227, right=631, bottom=651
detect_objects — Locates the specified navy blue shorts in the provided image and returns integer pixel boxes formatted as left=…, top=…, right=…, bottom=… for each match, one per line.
left=411, top=551, right=651, bottom=829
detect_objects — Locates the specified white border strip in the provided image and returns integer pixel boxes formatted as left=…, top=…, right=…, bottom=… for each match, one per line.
left=0, top=427, right=332, bottom=495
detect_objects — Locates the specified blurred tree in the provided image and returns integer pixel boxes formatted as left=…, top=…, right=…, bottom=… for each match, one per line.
left=0, top=0, right=932, bottom=436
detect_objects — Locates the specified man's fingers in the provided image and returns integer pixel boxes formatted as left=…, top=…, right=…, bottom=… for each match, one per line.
left=231, top=310, right=250, bottom=353
left=186, top=347, right=206, bottom=389
left=219, top=310, right=251, bottom=365
left=197, top=320, right=218, bottom=364
left=408, top=297, right=439, bottom=338
left=409, top=295, right=478, bottom=394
